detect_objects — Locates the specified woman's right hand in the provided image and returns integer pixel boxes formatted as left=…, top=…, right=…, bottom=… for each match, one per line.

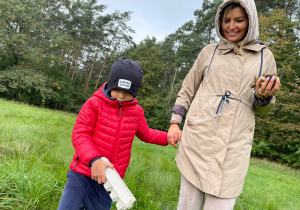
left=255, top=75, right=281, bottom=98
left=167, top=123, right=181, bottom=148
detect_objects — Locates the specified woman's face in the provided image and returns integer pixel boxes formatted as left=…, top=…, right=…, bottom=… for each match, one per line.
left=221, top=6, right=249, bottom=43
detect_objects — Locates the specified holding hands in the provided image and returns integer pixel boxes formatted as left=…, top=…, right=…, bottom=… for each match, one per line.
left=167, top=122, right=181, bottom=148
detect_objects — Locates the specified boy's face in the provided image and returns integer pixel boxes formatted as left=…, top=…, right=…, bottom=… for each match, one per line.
left=111, top=89, right=133, bottom=102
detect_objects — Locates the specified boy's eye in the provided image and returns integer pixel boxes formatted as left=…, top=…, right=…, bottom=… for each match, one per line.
left=124, top=92, right=130, bottom=96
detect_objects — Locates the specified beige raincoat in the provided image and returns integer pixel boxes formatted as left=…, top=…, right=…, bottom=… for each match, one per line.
left=173, top=0, right=277, bottom=198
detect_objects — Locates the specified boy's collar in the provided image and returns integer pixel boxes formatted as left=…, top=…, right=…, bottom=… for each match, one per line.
left=103, top=83, right=134, bottom=103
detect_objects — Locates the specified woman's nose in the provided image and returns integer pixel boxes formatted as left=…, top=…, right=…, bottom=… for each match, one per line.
left=228, top=21, right=235, bottom=29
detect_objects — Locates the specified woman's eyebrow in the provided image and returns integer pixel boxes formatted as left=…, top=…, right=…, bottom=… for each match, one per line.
left=224, top=16, right=247, bottom=19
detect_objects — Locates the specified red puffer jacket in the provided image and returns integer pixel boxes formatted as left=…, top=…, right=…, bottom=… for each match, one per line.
left=70, top=82, right=168, bottom=179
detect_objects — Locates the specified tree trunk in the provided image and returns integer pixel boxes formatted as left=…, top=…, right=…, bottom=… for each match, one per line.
left=71, top=41, right=82, bottom=80
left=71, top=56, right=79, bottom=81
left=94, top=38, right=115, bottom=90
left=80, top=57, right=93, bottom=84
left=68, top=52, right=76, bottom=76
left=84, top=52, right=98, bottom=95
left=64, top=49, right=71, bottom=73
left=58, top=49, right=64, bottom=65
left=94, top=23, right=121, bottom=90
left=94, top=50, right=110, bottom=91
left=166, top=62, right=177, bottom=115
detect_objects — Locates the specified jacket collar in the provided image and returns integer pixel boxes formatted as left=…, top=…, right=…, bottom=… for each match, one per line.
left=93, top=82, right=138, bottom=107
left=218, top=42, right=265, bottom=55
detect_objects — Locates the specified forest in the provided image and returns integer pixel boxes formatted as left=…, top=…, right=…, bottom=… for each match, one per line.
left=0, top=0, right=299, bottom=167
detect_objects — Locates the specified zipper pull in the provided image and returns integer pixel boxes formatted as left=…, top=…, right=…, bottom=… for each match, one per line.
left=73, top=157, right=79, bottom=169
left=118, top=107, right=122, bottom=120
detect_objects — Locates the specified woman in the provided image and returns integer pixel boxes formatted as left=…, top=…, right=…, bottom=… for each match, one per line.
left=167, top=0, right=281, bottom=209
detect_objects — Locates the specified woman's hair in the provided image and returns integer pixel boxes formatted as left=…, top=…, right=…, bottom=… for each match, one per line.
left=219, top=3, right=249, bottom=54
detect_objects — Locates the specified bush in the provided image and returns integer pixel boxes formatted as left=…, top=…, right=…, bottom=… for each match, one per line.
left=0, top=66, right=54, bottom=105
left=252, top=139, right=300, bottom=168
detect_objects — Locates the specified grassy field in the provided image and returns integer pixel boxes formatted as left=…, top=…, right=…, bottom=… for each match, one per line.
left=0, top=99, right=299, bottom=210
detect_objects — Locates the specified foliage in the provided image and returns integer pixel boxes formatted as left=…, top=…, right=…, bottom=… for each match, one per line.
left=252, top=138, right=300, bottom=167
left=0, top=0, right=135, bottom=111
left=255, top=0, right=300, bottom=20
left=0, top=66, right=55, bottom=106
left=126, top=38, right=170, bottom=130
left=253, top=9, right=300, bottom=168
left=0, top=51, right=16, bottom=71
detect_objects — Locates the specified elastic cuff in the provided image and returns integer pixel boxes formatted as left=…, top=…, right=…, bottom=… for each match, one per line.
left=171, top=113, right=183, bottom=124
left=88, top=157, right=101, bottom=167
left=172, top=105, right=187, bottom=117
left=254, top=95, right=273, bottom=106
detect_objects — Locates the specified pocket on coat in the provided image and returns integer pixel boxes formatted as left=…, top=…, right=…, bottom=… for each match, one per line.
left=191, top=95, right=216, bottom=116
left=244, top=106, right=255, bottom=144
left=186, top=96, right=216, bottom=128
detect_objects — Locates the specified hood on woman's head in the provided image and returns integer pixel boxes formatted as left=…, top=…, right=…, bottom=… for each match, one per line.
left=215, top=0, right=259, bottom=45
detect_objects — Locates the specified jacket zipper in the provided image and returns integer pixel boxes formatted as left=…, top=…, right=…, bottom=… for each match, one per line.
left=110, top=105, right=122, bottom=161
left=73, top=155, right=79, bottom=169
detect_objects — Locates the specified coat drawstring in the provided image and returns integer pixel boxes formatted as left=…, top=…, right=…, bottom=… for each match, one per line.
left=215, top=90, right=242, bottom=117
left=206, top=42, right=264, bottom=117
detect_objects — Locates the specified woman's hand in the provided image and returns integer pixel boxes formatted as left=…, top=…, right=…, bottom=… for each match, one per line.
left=91, top=159, right=114, bottom=184
left=167, top=123, right=181, bottom=149
left=255, top=75, right=281, bottom=98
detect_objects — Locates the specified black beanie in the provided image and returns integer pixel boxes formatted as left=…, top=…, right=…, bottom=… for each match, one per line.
left=107, top=57, right=143, bottom=98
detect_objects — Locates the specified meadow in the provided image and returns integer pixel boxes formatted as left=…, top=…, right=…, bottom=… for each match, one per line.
left=0, top=99, right=299, bottom=210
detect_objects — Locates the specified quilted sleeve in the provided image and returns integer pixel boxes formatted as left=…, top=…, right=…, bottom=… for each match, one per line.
left=72, top=97, right=101, bottom=166
left=135, top=108, right=168, bottom=146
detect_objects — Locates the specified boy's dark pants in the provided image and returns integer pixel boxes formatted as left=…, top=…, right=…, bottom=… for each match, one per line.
left=57, top=169, right=112, bottom=210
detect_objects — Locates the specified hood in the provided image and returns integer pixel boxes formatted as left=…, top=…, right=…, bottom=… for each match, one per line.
left=93, top=82, right=138, bottom=107
left=215, top=0, right=259, bottom=45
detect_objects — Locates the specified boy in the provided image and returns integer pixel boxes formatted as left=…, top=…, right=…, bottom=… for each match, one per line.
left=58, top=57, right=173, bottom=209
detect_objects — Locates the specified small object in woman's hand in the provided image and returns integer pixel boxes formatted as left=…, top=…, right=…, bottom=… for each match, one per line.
left=250, top=73, right=278, bottom=88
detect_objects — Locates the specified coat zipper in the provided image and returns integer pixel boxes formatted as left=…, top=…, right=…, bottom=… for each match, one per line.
left=73, top=155, right=79, bottom=169
left=110, top=105, right=122, bottom=161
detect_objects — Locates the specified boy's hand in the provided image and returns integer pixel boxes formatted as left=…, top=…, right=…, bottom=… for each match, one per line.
left=167, top=124, right=181, bottom=148
left=91, top=159, right=114, bottom=184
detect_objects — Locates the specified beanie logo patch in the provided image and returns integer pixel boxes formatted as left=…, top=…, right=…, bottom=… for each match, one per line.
left=118, top=79, right=131, bottom=89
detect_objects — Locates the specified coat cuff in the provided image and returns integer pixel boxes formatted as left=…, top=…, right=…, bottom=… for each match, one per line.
left=172, top=105, right=187, bottom=117
left=88, top=157, right=101, bottom=167
left=171, top=113, right=183, bottom=124
left=254, top=95, right=273, bottom=106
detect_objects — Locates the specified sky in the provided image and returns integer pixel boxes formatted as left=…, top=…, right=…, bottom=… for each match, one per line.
left=97, top=0, right=204, bottom=43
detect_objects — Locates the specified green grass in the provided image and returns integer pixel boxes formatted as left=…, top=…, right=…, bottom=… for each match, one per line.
left=0, top=98, right=299, bottom=209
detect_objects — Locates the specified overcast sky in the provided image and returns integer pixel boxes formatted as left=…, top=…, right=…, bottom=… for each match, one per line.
left=98, top=0, right=204, bottom=43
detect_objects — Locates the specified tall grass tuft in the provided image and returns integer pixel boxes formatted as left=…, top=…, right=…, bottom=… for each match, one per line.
left=0, top=99, right=75, bottom=209
left=0, top=158, right=60, bottom=209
